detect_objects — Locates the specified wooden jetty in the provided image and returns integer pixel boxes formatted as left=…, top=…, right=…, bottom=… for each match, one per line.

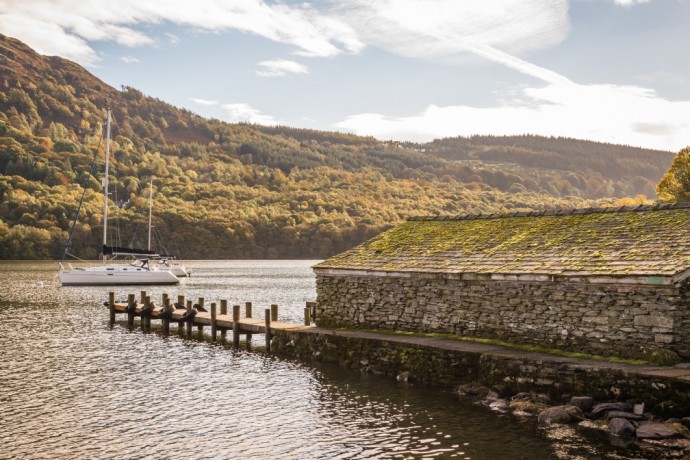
left=107, top=291, right=316, bottom=352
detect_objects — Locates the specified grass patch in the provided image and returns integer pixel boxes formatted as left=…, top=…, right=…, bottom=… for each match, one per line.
left=341, top=328, right=651, bottom=365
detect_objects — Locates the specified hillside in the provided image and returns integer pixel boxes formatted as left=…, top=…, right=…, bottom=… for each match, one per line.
left=0, top=33, right=676, bottom=260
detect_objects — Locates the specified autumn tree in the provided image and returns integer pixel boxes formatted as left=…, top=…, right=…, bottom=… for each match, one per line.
left=657, top=147, right=690, bottom=202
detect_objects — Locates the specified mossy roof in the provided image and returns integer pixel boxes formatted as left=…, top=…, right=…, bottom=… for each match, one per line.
left=315, top=203, right=690, bottom=278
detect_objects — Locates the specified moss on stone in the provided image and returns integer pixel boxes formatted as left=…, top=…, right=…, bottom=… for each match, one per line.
left=347, top=328, right=652, bottom=365
left=316, top=206, right=690, bottom=277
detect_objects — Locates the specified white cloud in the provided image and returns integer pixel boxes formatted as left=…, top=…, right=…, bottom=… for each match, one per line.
left=338, top=0, right=569, bottom=62
left=333, top=0, right=573, bottom=85
left=614, top=0, right=650, bottom=6
left=222, top=103, right=278, bottom=125
left=190, top=97, right=218, bottom=106
left=120, top=56, right=140, bottom=64
left=330, top=0, right=686, bottom=151
left=0, top=13, right=99, bottom=64
left=334, top=82, right=690, bottom=152
left=0, top=0, right=363, bottom=66
left=465, top=43, right=572, bottom=85
left=256, top=59, right=309, bottom=77
left=0, top=0, right=570, bottom=85
left=165, top=32, right=180, bottom=45
left=637, top=70, right=689, bottom=87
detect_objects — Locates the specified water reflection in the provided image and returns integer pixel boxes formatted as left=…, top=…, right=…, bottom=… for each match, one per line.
left=0, top=261, right=660, bottom=459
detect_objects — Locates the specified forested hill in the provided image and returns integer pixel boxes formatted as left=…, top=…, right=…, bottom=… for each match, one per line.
left=0, top=33, right=676, bottom=260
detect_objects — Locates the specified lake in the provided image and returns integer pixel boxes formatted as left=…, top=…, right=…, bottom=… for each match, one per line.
left=0, top=260, right=651, bottom=459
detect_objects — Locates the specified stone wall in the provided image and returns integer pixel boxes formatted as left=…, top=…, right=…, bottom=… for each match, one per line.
left=315, top=272, right=690, bottom=361
left=270, top=328, right=690, bottom=418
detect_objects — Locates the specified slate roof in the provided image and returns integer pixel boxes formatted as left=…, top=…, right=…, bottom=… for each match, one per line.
left=315, top=203, right=690, bottom=278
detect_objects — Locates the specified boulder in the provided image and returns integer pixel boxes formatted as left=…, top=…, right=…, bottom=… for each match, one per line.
left=680, top=417, right=690, bottom=429
left=457, top=384, right=490, bottom=399
left=570, top=396, right=594, bottom=412
left=510, top=400, right=548, bottom=415
left=489, top=384, right=511, bottom=398
left=489, top=399, right=511, bottom=414
left=590, top=402, right=632, bottom=419
left=538, top=406, right=582, bottom=425
left=512, top=392, right=552, bottom=405
left=605, top=411, right=645, bottom=422
left=578, top=420, right=604, bottom=430
left=608, top=418, right=636, bottom=438
left=636, top=422, right=690, bottom=440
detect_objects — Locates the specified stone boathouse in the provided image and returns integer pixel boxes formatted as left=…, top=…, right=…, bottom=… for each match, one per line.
left=313, top=204, right=690, bottom=362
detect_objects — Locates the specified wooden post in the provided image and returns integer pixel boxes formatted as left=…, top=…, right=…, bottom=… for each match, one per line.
left=177, top=295, right=185, bottom=335
left=186, top=300, right=193, bottom=337
left=271, top=304, right=278, bottom=322
left=232, top=304, right=240, bottom=347
left=146, top=295, right=153, bottom=332
left=140, top=290, right=146, bottom=304
left=162, top=297, right=170, bottom=335
left=211, top=302, right=217, bottom=342
left=143, top=295, right=151, bottom=333
left=307, top=301, right=316, bottom=324
left=109, top=291, right=115, bottom=323
left=220, top=300, right=228, bottom=341
left=161, top=292, right=168, bottom=332
left=197, top=297, right=204, bottom=334
left=304, top=306, right=311, bottom=326
left=127, top=293, right=135, bottom=328
left=245, top=301, right=253, bottom=345
left=265, top=308, right=271, bottom=353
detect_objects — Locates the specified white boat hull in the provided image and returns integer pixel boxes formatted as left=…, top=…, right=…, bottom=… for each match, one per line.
left=154, top=260, right=189, bottom=277
left=60, top=264, right=179, bottom=286
left=169, top=266, right=188, bottom=277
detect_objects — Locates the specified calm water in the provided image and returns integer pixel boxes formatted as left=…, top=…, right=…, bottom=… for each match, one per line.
left=0, top=260, right=651, bottom=459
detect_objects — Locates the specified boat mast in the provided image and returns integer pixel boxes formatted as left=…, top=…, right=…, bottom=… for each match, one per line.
left=148, top=178, right=153, bottom=251
left=102, top=108, right=111, bottom=259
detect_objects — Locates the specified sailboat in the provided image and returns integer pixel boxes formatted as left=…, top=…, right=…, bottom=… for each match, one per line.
left=58, top=109, right=180, bottom=286
left=144, top=179, right=190, bottom=278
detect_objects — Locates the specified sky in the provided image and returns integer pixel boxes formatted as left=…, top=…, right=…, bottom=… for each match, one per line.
left=0, top=0, right=688, bottom=152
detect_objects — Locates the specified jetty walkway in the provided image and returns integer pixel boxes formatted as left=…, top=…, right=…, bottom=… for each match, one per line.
left=108, top=291, right=314, bottom=352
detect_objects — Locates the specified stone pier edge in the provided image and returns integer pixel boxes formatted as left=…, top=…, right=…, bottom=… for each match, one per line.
left=270, top=327, right=690, bottom=417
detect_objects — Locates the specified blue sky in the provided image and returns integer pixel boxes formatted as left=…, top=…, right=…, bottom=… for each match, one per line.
left=1, top=0, right=688, bottom=151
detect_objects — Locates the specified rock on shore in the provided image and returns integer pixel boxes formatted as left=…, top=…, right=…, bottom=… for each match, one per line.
left=459, top=384, right=690, bottom=456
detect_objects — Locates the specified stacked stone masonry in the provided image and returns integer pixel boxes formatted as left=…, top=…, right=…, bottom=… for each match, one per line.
left=315, top=272, right=690, bottom=361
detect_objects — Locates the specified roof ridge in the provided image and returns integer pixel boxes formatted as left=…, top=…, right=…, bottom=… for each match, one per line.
left=407, top=202, right=690, bottom=222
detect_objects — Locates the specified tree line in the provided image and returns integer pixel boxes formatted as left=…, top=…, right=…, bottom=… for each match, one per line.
left=0, top=33, right=681, bottom=260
